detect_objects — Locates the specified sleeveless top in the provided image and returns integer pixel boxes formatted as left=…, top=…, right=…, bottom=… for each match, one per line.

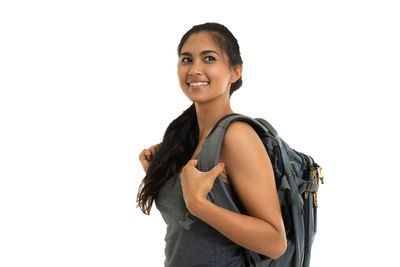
left=155, top=162, right=249, bottom=267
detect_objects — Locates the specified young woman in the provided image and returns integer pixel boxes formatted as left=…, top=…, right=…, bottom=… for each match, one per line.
left=137, top=22, right=287, bottom=267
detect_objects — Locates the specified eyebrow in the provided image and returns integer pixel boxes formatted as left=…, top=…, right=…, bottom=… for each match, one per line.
left=179, top=50, right=219, bottom=57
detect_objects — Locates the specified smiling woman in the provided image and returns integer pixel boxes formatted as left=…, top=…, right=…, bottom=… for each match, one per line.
left=177, top=30, right=242, bottom=108
left=136, top=22, right=286, bottom=267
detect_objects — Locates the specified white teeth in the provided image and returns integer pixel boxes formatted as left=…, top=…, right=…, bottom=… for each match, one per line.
left=190, top=81, right=209, bottom=86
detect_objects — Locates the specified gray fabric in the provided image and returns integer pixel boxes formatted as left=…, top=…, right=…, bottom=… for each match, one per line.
left=156, top=156, right=249, bottom=267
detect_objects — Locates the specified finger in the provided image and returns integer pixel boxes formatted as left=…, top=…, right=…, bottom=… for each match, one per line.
left=140, top=150, right=148, bottom=160
left=141, top=154, right=150, bottom=162
left=145, top=151, right=151, bottom=160
left=211, top=163, right=225, bottom=176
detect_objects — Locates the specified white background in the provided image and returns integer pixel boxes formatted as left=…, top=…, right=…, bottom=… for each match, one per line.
left=1, top=0, right=399, bottom=266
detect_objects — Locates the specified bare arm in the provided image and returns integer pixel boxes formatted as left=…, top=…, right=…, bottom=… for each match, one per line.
left=187, top=121, right=287, bottom=259
left=190, top=197, right=286, bottom=259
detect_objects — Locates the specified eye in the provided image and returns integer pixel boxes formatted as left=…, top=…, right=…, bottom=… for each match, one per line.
left=204, top=56, right=215, bottom=61
left=181, top=57, right=191, bottom=63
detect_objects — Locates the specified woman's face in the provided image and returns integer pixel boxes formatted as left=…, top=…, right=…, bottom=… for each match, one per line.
left=177, top=31, right=237, bottom=103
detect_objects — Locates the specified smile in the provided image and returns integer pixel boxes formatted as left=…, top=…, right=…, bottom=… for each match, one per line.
left=187, top=81, right=209, bottom=90
left=189, top=81, right=209, bottom=86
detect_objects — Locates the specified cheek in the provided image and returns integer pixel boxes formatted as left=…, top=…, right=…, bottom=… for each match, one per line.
left=177, top=66, right=185, bottom=77
left=177, top=73, right=187, bottom=86
left=209, top=67, right=229, bottom=83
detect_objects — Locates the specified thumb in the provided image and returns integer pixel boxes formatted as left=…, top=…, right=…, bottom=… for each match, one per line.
left=211, top=162, right=225, bottom=175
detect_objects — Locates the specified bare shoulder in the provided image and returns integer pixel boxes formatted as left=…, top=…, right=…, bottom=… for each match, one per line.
left=223, top=120, right=260, bottom=145
left=219, top=121, right=285, bottom=232
left=220, top=121, right=267, bottom=180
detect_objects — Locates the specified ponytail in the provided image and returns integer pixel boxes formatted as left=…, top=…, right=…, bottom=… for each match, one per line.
left=136, top=103, right=199, bottom=215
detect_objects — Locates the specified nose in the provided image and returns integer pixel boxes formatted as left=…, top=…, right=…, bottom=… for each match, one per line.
left=188, top=60, right=203, bottom=76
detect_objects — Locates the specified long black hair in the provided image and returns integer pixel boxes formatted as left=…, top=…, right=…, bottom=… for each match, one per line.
left=136, top=22, right=244, bottom=215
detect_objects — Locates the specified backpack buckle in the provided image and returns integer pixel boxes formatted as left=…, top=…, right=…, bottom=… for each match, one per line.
left=312, top=170, right=318, bottom=184
left=313, top=192, right=318, bottom=207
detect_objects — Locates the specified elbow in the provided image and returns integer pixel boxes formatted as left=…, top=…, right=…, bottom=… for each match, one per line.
left=263, top=231, right=287, bottom=260
left=271, top=238, right=287, bottom=260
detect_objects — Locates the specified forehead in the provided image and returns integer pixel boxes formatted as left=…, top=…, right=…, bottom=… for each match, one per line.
left=180, top=32, right=221, bottom=55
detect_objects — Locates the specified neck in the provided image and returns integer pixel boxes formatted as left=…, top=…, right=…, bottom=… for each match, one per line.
left=194, top=99, right=234, bottom=142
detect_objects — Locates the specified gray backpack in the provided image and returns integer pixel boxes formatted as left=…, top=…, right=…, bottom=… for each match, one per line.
left=195, top=113, right=324, bottom=267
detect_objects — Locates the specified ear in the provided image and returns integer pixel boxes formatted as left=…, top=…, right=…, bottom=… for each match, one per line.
left=230, top=64, right=243, bottom=84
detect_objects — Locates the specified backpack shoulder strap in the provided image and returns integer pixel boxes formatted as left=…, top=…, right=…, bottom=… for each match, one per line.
left=196, top=113, right=272, bottom=208
left=198, top=113, right=269, bottom=172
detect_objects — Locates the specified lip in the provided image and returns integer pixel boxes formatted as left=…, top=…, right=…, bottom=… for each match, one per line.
left=188, top=82, right=209, bottom=90
left=187, top=80, right=209, bottom=83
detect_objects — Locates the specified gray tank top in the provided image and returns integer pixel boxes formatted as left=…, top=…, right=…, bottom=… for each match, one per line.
left=155, top=167, right=249, bottom=267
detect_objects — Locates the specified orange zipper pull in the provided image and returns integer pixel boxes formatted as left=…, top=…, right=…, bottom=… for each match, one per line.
left=313, top=192, right=318, bottom=207
left=318, top=167, right=324, bottom=184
